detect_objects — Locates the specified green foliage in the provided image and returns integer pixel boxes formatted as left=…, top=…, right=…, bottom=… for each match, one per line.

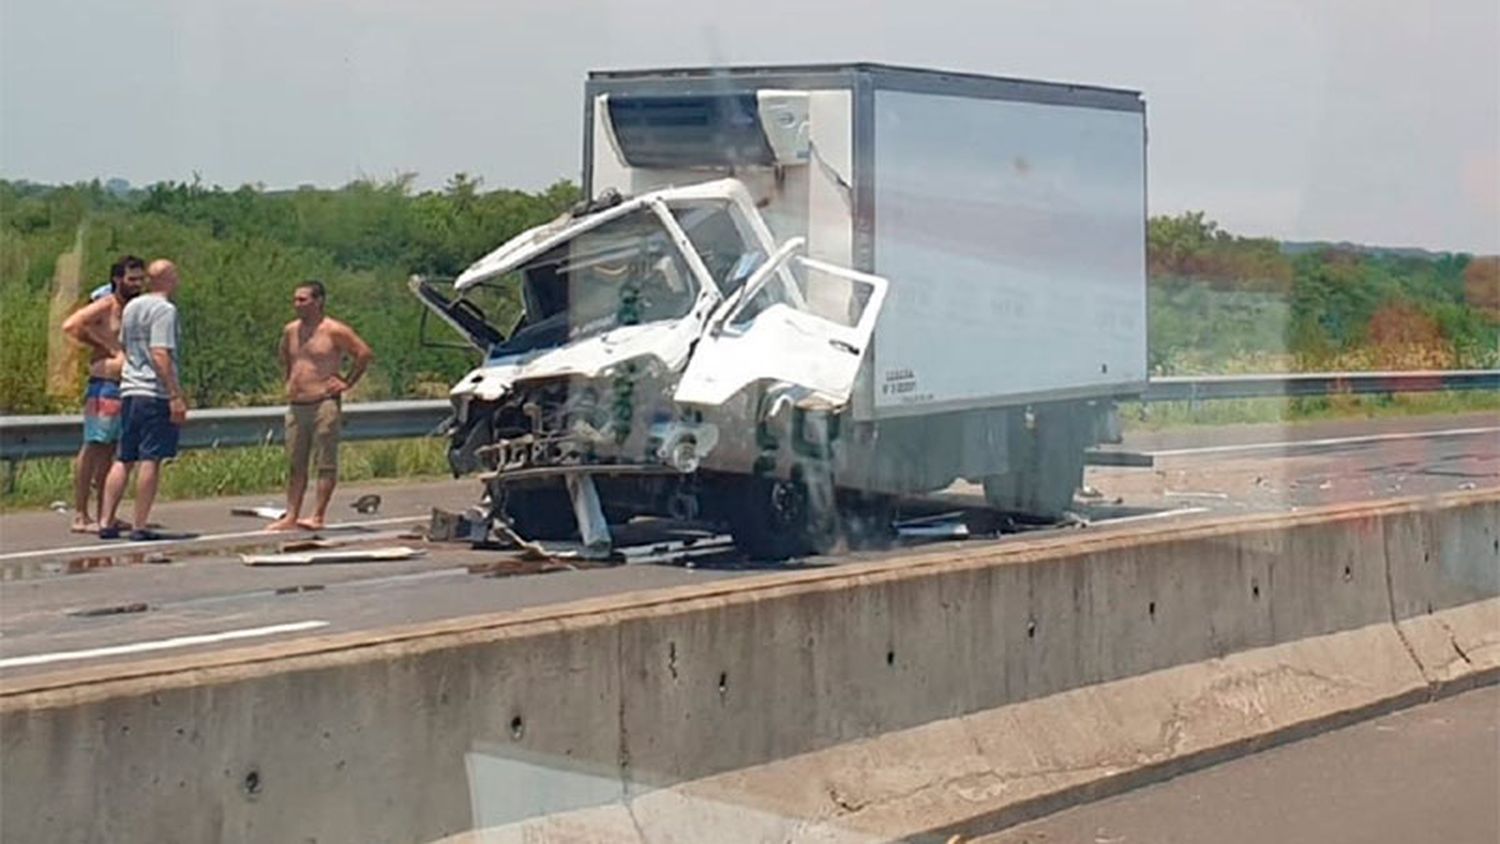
left=1147, top=213, right=1498, bottom=375
left=0, top=175, right=581, bottom=413
left=3, top=188, right=1493, bottom=412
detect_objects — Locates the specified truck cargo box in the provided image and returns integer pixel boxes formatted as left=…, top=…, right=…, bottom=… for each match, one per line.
left=584, top=63, right=1147, bottom=422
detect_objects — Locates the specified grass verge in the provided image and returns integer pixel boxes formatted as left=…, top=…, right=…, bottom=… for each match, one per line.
left=1, top=437, right=450, bottom=512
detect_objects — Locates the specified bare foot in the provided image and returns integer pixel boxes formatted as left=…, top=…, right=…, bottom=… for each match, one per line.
left=295, top=518, right=325, bottom=531
left=265, top=516, right=304, bottom=532
left=71, top=516, right=99, bottom=534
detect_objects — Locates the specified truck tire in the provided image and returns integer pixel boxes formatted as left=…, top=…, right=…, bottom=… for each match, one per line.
left=727, top=470, right=839, bottom=561
left=839, top=492, right=896, bottom=551
left=502, top=486, right=579, bottom=541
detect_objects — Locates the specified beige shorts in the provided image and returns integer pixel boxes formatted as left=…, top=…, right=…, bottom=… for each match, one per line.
left=286, top=397, right=342, bottom=477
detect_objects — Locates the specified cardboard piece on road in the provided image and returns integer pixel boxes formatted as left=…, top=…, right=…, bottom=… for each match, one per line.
left=240, top=546, right=426, bottom=566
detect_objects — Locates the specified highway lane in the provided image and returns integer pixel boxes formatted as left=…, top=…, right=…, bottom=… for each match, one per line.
left=1, top=412, right=1494, bottom=680
left=978, top=684, right=1500, bottom=844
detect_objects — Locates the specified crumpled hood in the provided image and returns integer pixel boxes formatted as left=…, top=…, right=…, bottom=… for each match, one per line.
left=451, top=320, right=697, bottom=401
left=455, top=196, right=657, bottom=291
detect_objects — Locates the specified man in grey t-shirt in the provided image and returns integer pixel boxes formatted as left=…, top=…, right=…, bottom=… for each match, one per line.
left=99, top=259, right=189, bottom=540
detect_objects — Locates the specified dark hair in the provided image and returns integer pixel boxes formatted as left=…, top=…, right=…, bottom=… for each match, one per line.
left=297, top=280, right=326, bottom=301
left=109, top=254, right=145, bottom=284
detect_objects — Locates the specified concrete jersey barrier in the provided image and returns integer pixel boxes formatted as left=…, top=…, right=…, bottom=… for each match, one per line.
left=2, top=491, right=1496, bottom=842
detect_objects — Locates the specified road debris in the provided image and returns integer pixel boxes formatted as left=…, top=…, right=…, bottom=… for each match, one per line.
left=240, top=546, right=425, bottom=566
left=427, top=507, right=489, bottom=543
left=68, top=602, right=150, bottom=618
left=230, top=505, right=288, bottom=520
left=351, top=494, right=382, bottom=515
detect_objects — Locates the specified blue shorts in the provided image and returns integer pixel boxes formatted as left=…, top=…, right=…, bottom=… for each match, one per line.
left=118, top=396, right=180, bottom=463
left=82, top=378, right=123, bottom=444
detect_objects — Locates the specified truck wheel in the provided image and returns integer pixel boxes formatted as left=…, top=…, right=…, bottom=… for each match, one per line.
left=728, top=471, right=838, bottom=561
left=502, top=486, right=579, bottom=541
left=839, top=492, right=896, bottom=551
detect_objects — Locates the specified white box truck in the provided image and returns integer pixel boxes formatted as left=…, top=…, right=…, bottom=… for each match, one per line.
left=414, top=63, right=1147, bottom=558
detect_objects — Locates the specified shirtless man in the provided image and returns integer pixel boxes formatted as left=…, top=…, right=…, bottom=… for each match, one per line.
left=268, top=281, right=374, bottom=531
left=60, top=255, right=145, bottom=532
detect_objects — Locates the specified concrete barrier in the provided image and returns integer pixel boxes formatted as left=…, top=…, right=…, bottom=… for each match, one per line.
left=3, top=491, right=1496, bottom=843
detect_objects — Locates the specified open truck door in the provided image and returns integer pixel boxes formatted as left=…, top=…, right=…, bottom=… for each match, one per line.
left=409, top=276, right=505, bottom=353
left=675, top=240, right=889, bottom=408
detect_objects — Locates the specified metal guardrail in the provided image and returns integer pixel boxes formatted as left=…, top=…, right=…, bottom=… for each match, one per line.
left=1, top=370, right=1495, bottom=462
left=1141, top=369, right=1499, bottom=403
left=0, top=399, right=452, bottom=462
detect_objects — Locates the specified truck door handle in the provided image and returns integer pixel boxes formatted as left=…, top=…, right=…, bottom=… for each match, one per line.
left=829, top=339, right=860, bottom=355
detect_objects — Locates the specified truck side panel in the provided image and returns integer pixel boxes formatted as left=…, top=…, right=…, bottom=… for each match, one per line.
left=869, top=90, right=1147, bottom=419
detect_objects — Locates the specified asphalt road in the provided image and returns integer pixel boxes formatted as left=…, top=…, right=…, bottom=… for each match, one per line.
left=0, top=411, right=1494, bottom=681
left=978, top=684, right=1500, bottom=844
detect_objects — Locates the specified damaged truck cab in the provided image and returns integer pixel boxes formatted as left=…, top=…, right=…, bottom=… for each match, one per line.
left=415, top=64, right=1148, bottom=559
left=414, top=178, right=888, bottom=559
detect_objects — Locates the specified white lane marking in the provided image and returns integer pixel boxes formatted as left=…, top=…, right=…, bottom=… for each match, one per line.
left=0, top=620, right=330, bottom=670
left=1150, top=425, right=1500, bottom=458
left=0, top=515, right=425, bottom=563
left=1093, top=507, right=1210, bottom=525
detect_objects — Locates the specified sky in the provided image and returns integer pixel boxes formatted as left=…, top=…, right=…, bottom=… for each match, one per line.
left=1, top=0, right=1496, bottom=252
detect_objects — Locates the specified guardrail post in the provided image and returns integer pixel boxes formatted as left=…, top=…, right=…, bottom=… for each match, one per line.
left=2, top=458, right=17, bottom=496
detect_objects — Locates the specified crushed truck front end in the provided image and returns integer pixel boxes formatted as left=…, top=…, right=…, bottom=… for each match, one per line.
left=413, top=177, right=889, bottom=557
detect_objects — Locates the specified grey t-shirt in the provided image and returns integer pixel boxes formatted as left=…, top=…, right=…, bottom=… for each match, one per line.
left=120, top=294, right=180, bottom=398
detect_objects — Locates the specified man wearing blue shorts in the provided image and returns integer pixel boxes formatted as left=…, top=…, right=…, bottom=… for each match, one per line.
left=62, top=255, right=144, bottom=532
left=100, top=259, right=189, bottom=541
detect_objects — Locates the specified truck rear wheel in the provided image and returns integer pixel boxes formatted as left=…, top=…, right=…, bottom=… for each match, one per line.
left=981, top=407, right=1088, bottom=520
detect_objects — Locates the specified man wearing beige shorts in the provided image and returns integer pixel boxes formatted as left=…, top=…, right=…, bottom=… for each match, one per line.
left=268, top=281, right=374, bottom=531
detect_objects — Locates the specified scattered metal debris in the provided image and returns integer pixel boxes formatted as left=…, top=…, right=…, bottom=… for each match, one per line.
left=230, top=505, right=287, bottom=520
left=240, top=546, right=426, bottom=566
left=427, top=507, right=489, bottom=543
left=351, top=494, right=382, bottom=515
left=68, top=602, right=150, bottom=618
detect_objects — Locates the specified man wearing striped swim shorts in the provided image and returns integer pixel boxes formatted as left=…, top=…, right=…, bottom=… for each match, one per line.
left=61, top=255, right=144, bottom=532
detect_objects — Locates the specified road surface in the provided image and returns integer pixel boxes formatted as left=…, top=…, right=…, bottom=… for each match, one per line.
left=978, top=685, right=1500, bottom=844
left=1, top=412, right=1494, bottom=679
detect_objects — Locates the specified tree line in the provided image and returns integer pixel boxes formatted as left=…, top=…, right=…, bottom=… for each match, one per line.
left=1, top=178, right=1495, bottom=413
left=0, top=175, right=579, bottom=413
